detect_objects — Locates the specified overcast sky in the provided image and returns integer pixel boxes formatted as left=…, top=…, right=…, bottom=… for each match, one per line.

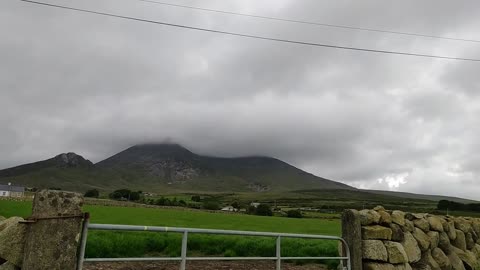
left=1, top=0, right=480, bottom=199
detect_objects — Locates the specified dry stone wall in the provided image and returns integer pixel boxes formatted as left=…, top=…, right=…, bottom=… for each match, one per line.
left=344, top=206, right=480, bottom=270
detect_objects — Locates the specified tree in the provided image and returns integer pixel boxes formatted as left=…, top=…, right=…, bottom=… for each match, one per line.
left=231, top=201, right=240, bottom=209
left=203, top=200, right=220, bottom=210
left=109, top=189, right=140, bottom=201
left=287, top=210, right=303, bottom=218
left=178, top=200, right=187, bottom=206
left=84, top=189, right=99, bottom=198
left=255, top=204, right=273, bottom=216
left=191, top=195, right=201, bottom=202
left=247, top=205, right=256, bottom=214
left=129, top=191, right=140, bottom=201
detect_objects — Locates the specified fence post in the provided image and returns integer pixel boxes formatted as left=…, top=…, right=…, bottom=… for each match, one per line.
left=180, top=231, right=188, bottom=270
left=341, top=209, right=362, bottom=270
left=276, top=236, right=281, bottom=270
left=22, top=190, right=85, bottom=270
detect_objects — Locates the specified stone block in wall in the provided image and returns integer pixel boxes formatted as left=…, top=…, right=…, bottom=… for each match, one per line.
left=414, top=218, right=431, bottom=232
left=441, top=219, right=449, bottom=233
left=414, top=250, right=441, bottom=270
left=0, top=217, right=26, bottom=267
left=472, top=222, right=480, bottom=237
left=472, top=244, right=480, bottom=258
left=453, top=247, right=476, bottom=270
left=406, top=213, right=425, bottom=220
left=384, top=241, right=408, bottom=264
left=465, top=232, right=475, bottom=250
left=454, top=219, right=472, bottom=234
left=392, top=211, right=406, bottom=226
left=363, top=225, right=393, bottom=240
left=363, top=240, right=388, bottom=261
left=364, top=262, right=395, bottom=270
left=403, top=220, right=415, bottom=233
left=447, top=251, right=466, bottom=270
left=391, top=223, right=405, bottom=242
left=438, top=232, right=452, bottom=254
left=402, top=232, right=422, bottom=263
left=428, top=217, right=445, bottom=232
left=471, top=230, right=478, bottom=243
left=395, top=263, right=413, bottom=270
left=447, top=222, right=457, bottom=241
left=428, top=231, right=440, bottom=249
left=431, top=248, right=451, bottom=270
left=379, top=211, right=392, bottom=225
left=427, top=252, right=442, bottom=270
left=453, top=230, right=467, bottom=251
left=413, top=227, right=431, bottom=251
left=360, top=210, right=382, bottom=225
left=0, top=262, right=20, bottom=270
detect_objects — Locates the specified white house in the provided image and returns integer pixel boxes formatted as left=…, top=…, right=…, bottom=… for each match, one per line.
left=221, top=206, right=237, bottom=212
left=250, top=202, right=261, bottom=208
left=0, top=183, right=25, bottom=197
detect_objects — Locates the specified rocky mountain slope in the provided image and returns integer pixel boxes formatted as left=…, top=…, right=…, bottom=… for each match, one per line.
left=0, top=143, right=351, bottom=192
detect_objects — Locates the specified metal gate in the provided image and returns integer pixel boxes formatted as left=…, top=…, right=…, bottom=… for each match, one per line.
left=77, top=218, right=351, bottom=270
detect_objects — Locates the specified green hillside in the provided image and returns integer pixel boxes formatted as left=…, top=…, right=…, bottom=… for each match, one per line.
left=0, top=144, right=351, bottom=193
left=0, top=143, right=476, bottom=205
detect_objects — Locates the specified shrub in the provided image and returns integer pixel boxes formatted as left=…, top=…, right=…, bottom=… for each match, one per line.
left=287, top=210, right=303, bottom=218
left=203, top=200, right=220, bottom=210
left=255, top=204, right=273, bottom=216
left=109, top=189, right=140, bottom=201
left=84, top=189, right=99, bottom=198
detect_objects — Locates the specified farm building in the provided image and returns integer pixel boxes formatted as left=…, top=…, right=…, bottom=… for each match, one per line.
left=0, top=183, right=25, bottom=197
left=221, top=206, right=237, bottom=212
left=250, top=202, right=260, bottom=208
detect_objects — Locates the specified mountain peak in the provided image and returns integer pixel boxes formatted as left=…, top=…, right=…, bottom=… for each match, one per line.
left=53, top=152, right=93, bottom=167
left=96, top=143, right=195, bottom=169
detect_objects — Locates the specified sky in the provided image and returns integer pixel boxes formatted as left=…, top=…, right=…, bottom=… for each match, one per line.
left=1, top=0, right=480, bottom=199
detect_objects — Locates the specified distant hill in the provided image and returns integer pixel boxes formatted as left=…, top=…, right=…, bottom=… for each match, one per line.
left=366, top=190, right=479, bottom=205
left=0, top=143, right=351, bottom=192
left=0, top=143, right=476, bottom=205
left=0, top=152, right=93, bottom=178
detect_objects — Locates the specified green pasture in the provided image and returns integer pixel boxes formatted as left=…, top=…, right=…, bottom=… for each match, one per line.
left=0, top=200, right=342, bottom=268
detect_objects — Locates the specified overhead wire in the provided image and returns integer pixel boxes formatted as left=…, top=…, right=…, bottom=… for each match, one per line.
left=19, top=0, right=480, bottom=62
left=137, top=0, right=480, bottom=44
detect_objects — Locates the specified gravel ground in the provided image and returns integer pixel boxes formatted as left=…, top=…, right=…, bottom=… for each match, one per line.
left=84, top=261, right=328, bottom=270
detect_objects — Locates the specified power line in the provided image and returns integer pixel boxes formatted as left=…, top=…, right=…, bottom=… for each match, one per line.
left=19, top=0, right=480, bottom=62
left=138, top=0, right=480, bottom=44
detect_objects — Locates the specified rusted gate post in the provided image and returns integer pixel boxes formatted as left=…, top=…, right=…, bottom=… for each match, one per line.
left=22, top=190, right=85, bottom=270
left=342, top=209, right=362, bottom=270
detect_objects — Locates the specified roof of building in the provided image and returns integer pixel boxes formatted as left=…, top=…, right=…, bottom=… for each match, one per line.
left=0, top=184, right=25, bottom=192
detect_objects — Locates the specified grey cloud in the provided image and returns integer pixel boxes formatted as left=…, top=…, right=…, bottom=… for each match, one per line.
left=1, top=0, right=480, bottom=199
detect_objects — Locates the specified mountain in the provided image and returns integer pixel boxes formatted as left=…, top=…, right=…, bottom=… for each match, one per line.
left=0, top=143, right=351, bottom=192
left=0, top=153, right=94, bottom=191
left=0, top=153, right=93, bottom=178
left=95, top=144, right=352, bottom=192
left=0, top=144, right=476, bottom=205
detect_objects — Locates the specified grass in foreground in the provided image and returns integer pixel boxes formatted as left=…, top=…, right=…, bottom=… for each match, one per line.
left=0, top=200, right=342, bottom=268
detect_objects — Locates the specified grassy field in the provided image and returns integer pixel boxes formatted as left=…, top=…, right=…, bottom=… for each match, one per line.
left=0, top=200, right=340, bottom=235
left=0, top=200, right=342, bottom=268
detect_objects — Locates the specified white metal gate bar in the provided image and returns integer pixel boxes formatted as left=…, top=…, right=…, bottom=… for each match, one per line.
left=78, top=219, right=351, bottom=270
